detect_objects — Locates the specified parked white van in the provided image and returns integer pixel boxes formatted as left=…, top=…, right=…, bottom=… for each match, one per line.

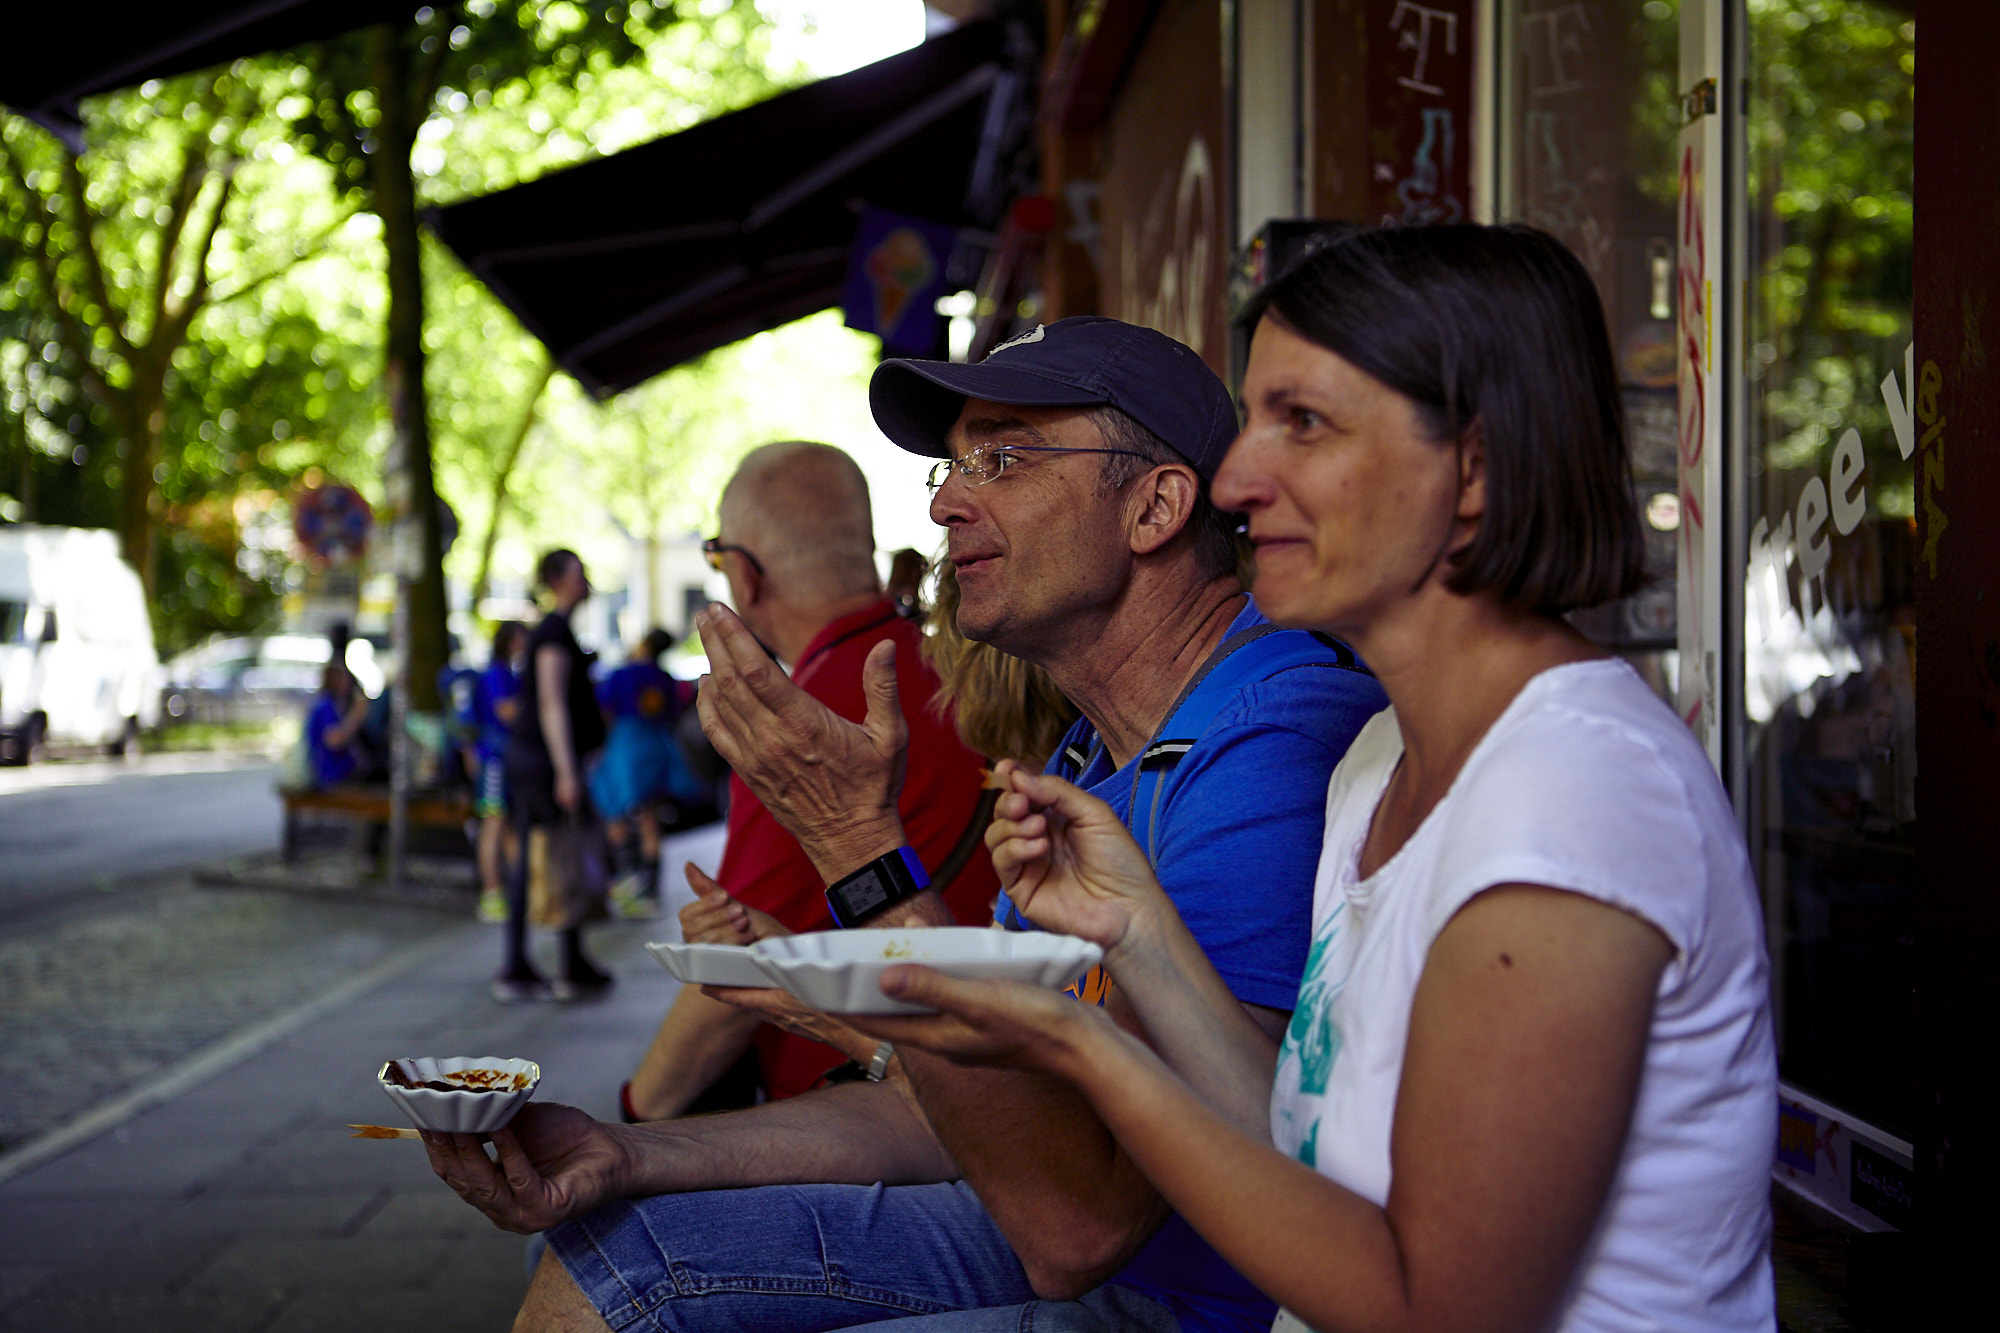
left=0, top=525, right=161, bottom=763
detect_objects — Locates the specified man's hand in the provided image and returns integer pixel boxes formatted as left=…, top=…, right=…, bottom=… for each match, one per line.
left=554, top=769, right=581, bottom=813
left=420, top=1102, right=630, bottom=1235
left=693, top=604, right=908, bottom=878
left=702, top=981, right=882, bottom=1066
left=680, top=863, right=791, bottom=946
left=985, top=761, right=1171, bottom=957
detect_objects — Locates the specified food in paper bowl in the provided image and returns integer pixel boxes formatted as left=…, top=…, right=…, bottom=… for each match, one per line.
left=377, top=1056, right=540, bottom=1134
left=749, top=927, right=1103, bottom=1015
left=644, top=940, right=775, bottom=989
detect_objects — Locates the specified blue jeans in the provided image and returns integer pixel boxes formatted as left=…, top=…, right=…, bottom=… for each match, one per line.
left=544, top=1181, right=1180, bottom=1333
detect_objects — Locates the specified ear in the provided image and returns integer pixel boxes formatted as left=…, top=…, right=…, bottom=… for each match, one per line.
left=1448, top=420, right=1487, bottom=552
left=728, top=555, right=765, bottom=610
left=1127, top=463, right=1201, bottom=557
left=1457, top=420, right=1488, bottom=515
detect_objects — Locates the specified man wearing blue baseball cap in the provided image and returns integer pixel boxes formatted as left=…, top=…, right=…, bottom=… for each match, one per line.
left=423, top=318, right=1388, bottom=1333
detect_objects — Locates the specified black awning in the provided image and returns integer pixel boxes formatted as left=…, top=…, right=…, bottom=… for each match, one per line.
left=428, top=19, right=1023, bottom=397
left=2, top=0, right=419, bottom=148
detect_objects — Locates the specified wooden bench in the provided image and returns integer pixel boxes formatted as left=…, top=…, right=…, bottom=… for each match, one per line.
left=280, top=786, right=475, bottom=862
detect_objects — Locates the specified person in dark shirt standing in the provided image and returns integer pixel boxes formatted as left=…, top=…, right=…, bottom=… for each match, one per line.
left=498, top=548, right=611, bottom=1002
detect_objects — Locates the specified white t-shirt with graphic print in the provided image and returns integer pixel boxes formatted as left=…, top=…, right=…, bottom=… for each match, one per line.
left=1267, top=659, right=1776, bottom=1333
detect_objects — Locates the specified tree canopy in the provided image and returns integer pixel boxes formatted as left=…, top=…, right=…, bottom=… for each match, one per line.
left=1, top=0, right=908, bottom=659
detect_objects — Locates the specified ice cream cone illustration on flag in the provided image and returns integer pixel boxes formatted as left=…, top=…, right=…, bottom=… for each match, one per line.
left=865, top=227, right=937, bottom=338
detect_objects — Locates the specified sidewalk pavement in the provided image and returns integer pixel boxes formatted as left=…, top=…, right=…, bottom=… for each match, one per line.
left=0, top=825, right=726, bottom=1333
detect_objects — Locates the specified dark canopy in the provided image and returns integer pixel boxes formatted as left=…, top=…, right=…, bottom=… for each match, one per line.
left=428, top=20, right=1023, bottom=397
left=2, top=0, right=418, bottom=149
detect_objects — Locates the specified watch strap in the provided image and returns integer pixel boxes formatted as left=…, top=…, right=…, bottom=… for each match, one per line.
left=825, top=845, right=930, bottom=928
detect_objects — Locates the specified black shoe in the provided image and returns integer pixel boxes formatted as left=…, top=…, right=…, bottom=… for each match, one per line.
left=492, top=972, right=554, bottom=1003
left=553, top=961, right=614, bottom=1002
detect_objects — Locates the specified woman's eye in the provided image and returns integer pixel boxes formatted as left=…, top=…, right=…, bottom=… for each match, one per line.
left=1288, top=406, right=1323, bottom=432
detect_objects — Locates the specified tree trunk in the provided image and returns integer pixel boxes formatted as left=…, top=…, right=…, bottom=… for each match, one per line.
left=372, top=22, right=448, bottom=887
left=116, top=371, right=165, bottom=599
left=372, top=22, right=450, bottom=715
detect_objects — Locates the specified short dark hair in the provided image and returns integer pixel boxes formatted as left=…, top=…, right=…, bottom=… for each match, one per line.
left=1248, top=224, right=1647, bottom=616
left=490, top=620, right=527, bottom=659
left=536, top=548, right=580, bottom=590
left=1088, top=406, right=1245, bottom=582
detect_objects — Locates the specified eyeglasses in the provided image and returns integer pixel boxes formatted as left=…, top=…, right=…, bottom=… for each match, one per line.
left=925, top=443, right=1149, bottom=493
left=702, top=537, right=765, bottom=577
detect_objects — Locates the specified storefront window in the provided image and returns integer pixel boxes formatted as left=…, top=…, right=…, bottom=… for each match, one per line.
left=1496, top=0, right=1683, bottom=699
left=1742, top=0, right=1916, bottom=1139
left=1499, top=0, right=1917, bottom=1144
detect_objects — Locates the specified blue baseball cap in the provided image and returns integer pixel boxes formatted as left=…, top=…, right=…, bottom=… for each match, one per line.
left=868, top=316, right=1239, bottom=480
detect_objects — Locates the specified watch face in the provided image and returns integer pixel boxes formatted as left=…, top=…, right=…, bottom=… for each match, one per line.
left=840, top=868, right=891, bottom=920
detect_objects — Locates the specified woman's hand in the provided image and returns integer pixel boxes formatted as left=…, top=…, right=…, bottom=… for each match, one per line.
left=679, top=864, right=791, bottom=946
left=985, top=761, right=1171, bottom=956
left=851, top=965, right=1112, bottom=1079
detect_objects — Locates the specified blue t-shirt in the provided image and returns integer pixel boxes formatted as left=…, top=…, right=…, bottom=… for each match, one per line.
left=996, top=599, right=1387, bottom=1333
left=474, top=663, right=520, bottom=764
left=305, top=693, right=358, bottom=788
left=597, top=661, right=680, bottom=723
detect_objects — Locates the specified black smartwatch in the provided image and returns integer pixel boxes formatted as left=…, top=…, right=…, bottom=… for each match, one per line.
left=825, top=846, right=930, bottom=928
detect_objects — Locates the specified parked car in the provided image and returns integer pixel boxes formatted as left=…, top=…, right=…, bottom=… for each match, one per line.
left=159, top=634, right=386, bottom=727
left=0, top=525, right=162, bottom=763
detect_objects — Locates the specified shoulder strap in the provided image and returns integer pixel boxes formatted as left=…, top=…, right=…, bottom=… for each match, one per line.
left=1041, top=622, right=1368, bottom=865
left=1129, top=625, right=1370, bottom=861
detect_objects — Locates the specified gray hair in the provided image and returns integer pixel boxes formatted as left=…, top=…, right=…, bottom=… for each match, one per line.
left=1087, top=407, right=1244, bottom=581
left=719, top=441, right=879, bottom=601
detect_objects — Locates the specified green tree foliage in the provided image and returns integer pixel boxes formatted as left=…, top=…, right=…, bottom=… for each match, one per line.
left=1746, top=0, right=1914, bottom=514
left=280, top=0, right=783, bottom=711
left=1, top=0, right=796, bottom=660
left=0, top=64, right=379, bottom=650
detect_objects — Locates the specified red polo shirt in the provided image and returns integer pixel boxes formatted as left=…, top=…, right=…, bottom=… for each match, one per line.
left=714, top=600, right=999, bottom=1100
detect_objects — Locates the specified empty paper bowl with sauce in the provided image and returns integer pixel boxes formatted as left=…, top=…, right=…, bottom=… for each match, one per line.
left=750, top=928, right=1102, bottom=1015
left=377, top=1056, right=540, bottom=1134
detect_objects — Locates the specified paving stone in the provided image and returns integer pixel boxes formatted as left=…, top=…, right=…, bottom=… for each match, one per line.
left=148, top=1190, right=388, bottom=1242
left=0, top=1267, right=55, bottom=1311
left=2, top=1135, right=252, bottom=1198
left=259, top=1264, right=524, bottom=1333
left=182, top=1233, right=456, bottom=1297
left=0, top=853, right=681, bottom=1331
left=0, top=881, right=463, bottom=1153
left=0, top=1288, right=279, bottom=1333
left=352, top=1190, right=497, bottom=1240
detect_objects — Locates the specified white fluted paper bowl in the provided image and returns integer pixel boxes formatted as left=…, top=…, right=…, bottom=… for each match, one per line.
left=750, top=928, right=1103, bottom=1015
left=645, top=941, right=775, bottom=988
left=377, top=1056, right=541, bottom=1134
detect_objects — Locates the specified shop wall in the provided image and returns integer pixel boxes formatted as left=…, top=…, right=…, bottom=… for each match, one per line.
left=1306, top=0, right=1474, bottom=225
left=1092, top=0, right=1231, bottom=371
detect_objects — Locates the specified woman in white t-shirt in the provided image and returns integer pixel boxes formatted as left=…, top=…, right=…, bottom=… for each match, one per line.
left=857, top=224, right=1776, bottom=1333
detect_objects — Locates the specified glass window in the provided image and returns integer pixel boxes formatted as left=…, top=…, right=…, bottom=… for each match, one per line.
left=1497, top=0, right=1684, bottom=700
left=1742, top=0, right=1916, bottom=1139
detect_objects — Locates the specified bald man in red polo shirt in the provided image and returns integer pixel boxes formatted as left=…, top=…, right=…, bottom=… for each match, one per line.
left=622, top=441, right=997, bottom=1117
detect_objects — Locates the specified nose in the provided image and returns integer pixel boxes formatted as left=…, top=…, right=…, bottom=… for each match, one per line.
left=1210, top=424, right=1273, bottom=514
left=928, top=467, right=975, bottom=527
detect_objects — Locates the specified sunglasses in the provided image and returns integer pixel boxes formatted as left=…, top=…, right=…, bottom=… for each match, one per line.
left=702, top=537, right=765, bottom=577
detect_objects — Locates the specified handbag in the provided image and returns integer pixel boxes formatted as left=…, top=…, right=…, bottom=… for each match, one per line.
left=527, top=815, right=609, bottom=928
